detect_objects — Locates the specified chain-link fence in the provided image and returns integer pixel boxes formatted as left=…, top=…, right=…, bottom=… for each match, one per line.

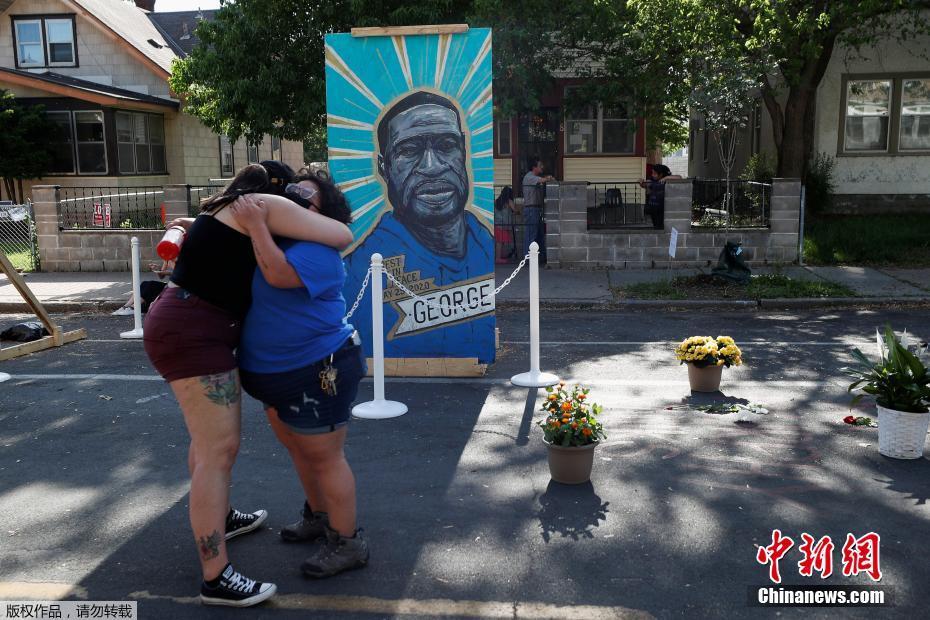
left=0, top=202, right=38, bottom=271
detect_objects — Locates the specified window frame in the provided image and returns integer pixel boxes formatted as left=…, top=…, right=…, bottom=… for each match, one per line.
left=45, top=110, right=76, bottom=175
left=270, top=135, right=282, bottom=161
left=219, top=135, right=235, bottom=176
left=115, top=111, right=168, bottom=175
left=247, top=141, right=260, bottom=164
left=838, top=72, right=930, bottom=157
left=11, top=14, right=78, bottom=69
left=73, top=110, right=108, bottom=175
left=562, top=87, right=636, bottom=156
left=495, top=119, right=512, bottom=156
left=899, top=77, right=930, bottom=153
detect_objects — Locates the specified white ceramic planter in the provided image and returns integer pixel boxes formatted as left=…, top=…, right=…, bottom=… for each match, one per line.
left=876, top=404, right=930, bottom=459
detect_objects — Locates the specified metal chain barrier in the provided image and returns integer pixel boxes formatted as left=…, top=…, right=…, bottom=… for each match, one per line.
left=382, top=252, right=530, bottom=312
left=343, top=267, right=372, bottom=320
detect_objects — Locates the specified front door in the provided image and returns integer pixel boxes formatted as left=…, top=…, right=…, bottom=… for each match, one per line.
left=517, top=108, right=559, bottom=195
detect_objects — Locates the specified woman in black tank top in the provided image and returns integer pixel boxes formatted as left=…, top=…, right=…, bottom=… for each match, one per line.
left=142, top=162, right=353, bottom=607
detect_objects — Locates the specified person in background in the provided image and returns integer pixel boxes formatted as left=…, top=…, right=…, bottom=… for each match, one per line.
left=112, top=261, right=173, bottom=316
left=639, top=164, right=681, bottom=230
left=233, top=169, right=368, bottom=580
left=521, top=158, right=554, bottom=259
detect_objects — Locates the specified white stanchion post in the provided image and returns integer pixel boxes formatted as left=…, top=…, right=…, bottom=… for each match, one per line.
left=511, top=242, right=559, bottom=388
left=352, top=253, right=407, bottom=419
left=120, top=237, right=144, bottom=339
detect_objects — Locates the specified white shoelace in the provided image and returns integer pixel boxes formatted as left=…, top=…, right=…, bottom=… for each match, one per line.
left=225, top=570, right=257, bottom=594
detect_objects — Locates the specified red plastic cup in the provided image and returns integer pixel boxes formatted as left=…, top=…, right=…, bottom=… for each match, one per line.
left=157, top=226, right=185, bottom=261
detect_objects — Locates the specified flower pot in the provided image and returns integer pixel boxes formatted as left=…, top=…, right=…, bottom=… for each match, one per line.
left=876, top=404, right=930, bottom=459
left=546, top=441, right=598, bottom=484
left=687, top=363, right=723, bottom=392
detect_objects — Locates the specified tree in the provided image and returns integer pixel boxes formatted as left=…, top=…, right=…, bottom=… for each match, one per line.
left=170, top=0, right=472, bottom=151
left=0, top=89, right=54, bottom=203
left=627, top=0, right=930, bottom=178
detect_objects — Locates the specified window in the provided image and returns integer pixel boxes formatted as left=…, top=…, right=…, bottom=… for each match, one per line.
left=844, top=80, right=891, bottom=152
left=247, top=142, right=260, bottom=164
left=271, top=136, right=282, bottom=161
left=900, top=79, right=930, bottom=151
left=564, top=88, right=635, bottom=154
left=116, top=112, right=167, bottom=174
left=74, top=111, right=106, bottom=174
left=13, top=15, right=77, bottom=68
left=46, top=111, right=75, bottom=174
left=496, top=119, right=511, bottom=155
left=220, top=135, right=235, bottom=176
left=602, top=104, right=634, bottom=153
left=45, top=19, right=75, bottom=65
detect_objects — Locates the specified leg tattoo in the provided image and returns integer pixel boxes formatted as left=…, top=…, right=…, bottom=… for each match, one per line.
left=199, top=371, right=240, bottom=407
left=198, top=529, right=222, bottom=560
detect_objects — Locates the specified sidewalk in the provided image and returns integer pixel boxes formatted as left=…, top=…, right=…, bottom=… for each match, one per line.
left=2, top=265, right=930, bottom=313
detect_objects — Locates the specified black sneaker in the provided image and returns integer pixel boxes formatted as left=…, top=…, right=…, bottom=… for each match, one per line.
left=225, top=508, right=268, bottom=541
left=301, top=527, right=369, bottom=579
left=281, top=502, right=329, bottom=543
left=200, top=564, right=276, bottom=607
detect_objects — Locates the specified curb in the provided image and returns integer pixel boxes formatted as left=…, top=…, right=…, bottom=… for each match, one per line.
left=0, top=300, right=124, bottom=314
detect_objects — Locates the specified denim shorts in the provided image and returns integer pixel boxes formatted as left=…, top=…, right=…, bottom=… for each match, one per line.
left=240, top=337, right=366, bottom=434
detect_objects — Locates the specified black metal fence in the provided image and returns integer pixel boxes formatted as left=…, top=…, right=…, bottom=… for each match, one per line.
left=586, top=182, right=652, bottom=229
left=58, top=186, right=165, bottom=230
left=188, top=184, right=226, bottom=216
left=691, top=179, right=771, bottom=228
left=493, top=184, right=546, bottom=264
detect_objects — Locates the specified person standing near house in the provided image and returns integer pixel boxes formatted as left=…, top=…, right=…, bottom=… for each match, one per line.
left=521, top=158, right=555, bottom=258
left=639, top=164, right=681, bottom=230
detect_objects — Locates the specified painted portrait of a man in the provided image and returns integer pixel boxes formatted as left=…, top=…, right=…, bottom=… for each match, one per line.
left=326, top=29, right=496, bottom=363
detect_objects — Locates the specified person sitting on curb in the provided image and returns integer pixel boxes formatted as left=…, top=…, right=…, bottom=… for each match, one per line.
left=112, top=260, right=173, bottom=316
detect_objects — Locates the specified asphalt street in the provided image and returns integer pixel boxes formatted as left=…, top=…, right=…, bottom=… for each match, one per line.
left=1, top=307, right=928, bottom=619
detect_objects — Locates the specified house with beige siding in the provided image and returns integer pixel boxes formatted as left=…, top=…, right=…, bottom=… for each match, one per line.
left=690, top=12, right=930, bottom=213
left=0, top=0, right=304, bottom=201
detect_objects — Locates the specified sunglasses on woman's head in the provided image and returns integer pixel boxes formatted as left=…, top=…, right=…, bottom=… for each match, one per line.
left=285, top=183, right=319, bottom=201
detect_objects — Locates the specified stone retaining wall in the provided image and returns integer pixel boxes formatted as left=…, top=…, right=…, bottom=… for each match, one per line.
left=545, top=179, right=801, bottom=269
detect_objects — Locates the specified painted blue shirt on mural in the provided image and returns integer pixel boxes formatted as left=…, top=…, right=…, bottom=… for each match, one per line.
left=344, top=211, right=495, bottom=361
left=325, top=28, right=496, bottom=362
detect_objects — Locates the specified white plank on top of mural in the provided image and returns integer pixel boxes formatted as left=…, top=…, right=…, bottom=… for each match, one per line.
left=326, top=26, right=497, bottom=365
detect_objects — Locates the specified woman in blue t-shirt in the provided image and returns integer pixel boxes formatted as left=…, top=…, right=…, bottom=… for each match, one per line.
left=231, top=169, right=368, bottom=579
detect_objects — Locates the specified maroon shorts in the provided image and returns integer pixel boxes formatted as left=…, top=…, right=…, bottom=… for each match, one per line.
left=143, top=287, right=242, bottom=382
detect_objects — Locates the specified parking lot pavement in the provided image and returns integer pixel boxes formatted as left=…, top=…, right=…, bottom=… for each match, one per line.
left=0, top=308, right=928, bottom=619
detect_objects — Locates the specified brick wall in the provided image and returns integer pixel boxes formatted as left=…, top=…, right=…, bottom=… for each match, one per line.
left=546, top=179, right=801, bottom=269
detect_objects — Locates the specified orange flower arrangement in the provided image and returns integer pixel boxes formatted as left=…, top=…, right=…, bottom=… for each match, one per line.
left=537, top=382, right=605, bottom=447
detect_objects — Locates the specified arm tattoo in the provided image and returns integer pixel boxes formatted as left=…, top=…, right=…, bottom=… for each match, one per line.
left=199, top=371, right=240, bottom=406
left=198, top=529, right=222, bottom=560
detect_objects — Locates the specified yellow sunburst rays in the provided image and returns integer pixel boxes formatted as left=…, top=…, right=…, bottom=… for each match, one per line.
left=325, top=44, right=384, bottom=110
left=329, top=148, right=375, bottom=160
left=456, top=31, right=492, bottom=100
left=434, top=34, right=452, bottom=88
left=466, top=82, right=493, bottom=118
left=392, top=36, right=414, bottom=90
left=337, top=175, right=378, bottom=194
left=327, top=114, right=373, bottom=131
left=471, top=121, right=493, bottom=136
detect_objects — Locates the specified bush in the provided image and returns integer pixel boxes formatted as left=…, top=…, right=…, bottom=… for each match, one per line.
left=805, top=153, right=835, bottom=215
left=740, top=153, right=775, bottom=183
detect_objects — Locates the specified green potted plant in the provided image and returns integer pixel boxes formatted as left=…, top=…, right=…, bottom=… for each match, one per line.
left=538, top=382, right=605, bottom=484
left=674, top=335, right=743, bottom=392
left=845, top=326, right=930, bottom=459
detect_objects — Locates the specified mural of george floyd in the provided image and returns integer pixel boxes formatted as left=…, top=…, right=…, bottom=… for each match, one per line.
left=326, top=27, right=496, bottom=365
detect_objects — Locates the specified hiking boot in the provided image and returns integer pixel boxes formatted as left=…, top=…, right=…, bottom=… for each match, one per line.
left=301, top=526, right=369, bottom=578
left=225, top=508, right=268, bottom=541
left=200, top=563, right=276, bottom=607
left=280, top=501, right=329, bottom=543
